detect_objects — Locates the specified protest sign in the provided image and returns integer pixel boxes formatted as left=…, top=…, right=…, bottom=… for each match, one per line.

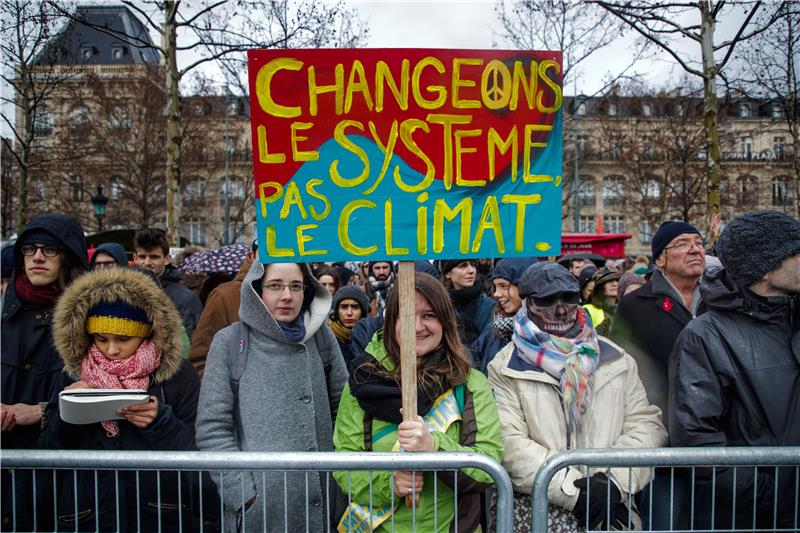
left=247, top=48, right=563, bottom=264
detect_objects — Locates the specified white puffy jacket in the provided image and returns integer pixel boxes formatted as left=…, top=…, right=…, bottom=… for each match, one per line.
left=487, top=336, right=667, bottom=511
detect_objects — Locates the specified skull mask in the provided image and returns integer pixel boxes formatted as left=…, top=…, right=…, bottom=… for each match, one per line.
left=526, top=292, right=581, bottom=337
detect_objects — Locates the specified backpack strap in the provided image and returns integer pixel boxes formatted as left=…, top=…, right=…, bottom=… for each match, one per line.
left=228, top=321, right=249, bottom=443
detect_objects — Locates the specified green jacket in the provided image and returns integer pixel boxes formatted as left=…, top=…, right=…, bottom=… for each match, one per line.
left=333, top=333, right=503, bottom=532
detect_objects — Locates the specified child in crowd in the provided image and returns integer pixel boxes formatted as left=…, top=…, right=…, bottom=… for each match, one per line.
left=42, top=267, right=206, bottom=532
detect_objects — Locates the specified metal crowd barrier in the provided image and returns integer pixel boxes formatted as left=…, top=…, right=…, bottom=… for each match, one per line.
left=531, top=447, right=800, bottom=533
left=1, top=449, right=513, bottom=532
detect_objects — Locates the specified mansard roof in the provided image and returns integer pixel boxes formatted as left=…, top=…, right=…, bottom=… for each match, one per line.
left=36, top=5, right=159, bottom=66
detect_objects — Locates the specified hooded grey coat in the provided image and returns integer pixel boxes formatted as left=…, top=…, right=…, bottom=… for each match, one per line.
left=195, top=261, right=348, bottom=532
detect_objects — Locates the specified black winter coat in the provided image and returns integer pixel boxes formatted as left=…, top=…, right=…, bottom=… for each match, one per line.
left=160, top=266, right=203, bottom=338
left=1, top=213, right=88, bottom=531
left=611, top=269, right=705, bottom=421
left=40, top=360, right=205, bottom=532
left=669, top=268, right=800, bottom=530
left=471, top=323, right=511, bottom=374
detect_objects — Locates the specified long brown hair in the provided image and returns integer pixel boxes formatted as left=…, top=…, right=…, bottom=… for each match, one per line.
left=382, top=272, right=471, bottom=389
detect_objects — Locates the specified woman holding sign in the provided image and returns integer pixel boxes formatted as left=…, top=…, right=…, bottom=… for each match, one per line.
left=333, top=272, right=503, bottom=532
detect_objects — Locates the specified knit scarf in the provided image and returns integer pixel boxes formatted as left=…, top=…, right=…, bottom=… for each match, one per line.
left=368, top=273, right=394, bottom=313
left=13, top=274, right=60, bottom=305
left=278, top=316, right=306, bottom=342
left=492, top=313, right=515, bottom=342
left=512, top=307, right=600, bottom=431
left=349, top=348, right=448, bottom=424
left=80, top=340, right=161, bottom=437
left=330, top=318, right=352, bottom=344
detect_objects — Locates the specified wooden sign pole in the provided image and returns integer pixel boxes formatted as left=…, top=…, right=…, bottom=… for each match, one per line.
left=397, top=260, right=419, bottom=507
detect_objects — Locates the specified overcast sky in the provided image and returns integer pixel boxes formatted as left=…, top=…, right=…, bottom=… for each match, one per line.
left=350, top=0, right=753, bottom=96
left=351, top=0, right=665, bottom=95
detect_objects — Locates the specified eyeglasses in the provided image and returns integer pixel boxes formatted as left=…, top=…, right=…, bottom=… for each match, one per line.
left=20, top=245, right=61, bottom=257
left=664, top=239, right=705, bottom=253
left=529, top=292, right=580, bottom=307
left=262, top=282, right=305, bottom=294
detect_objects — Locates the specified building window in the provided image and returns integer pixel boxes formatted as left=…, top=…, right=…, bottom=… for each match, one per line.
left=607, top=102, right=618, bottom=116
left=736, top=175, right=759, bottom=205
left=641, top=136, right=656, bottom=160
left=771, top=103, right=782, bottom=119
left=183, top=220, right=207, bottom=246
left=575, top=98, right=587, bottom=115
left=639, top=221, right=654, bottom=244
left=774, top=136, right=785, bottom=159
left=675, top=103, right=685, bottom=116
left=70, top=181, right=82, bottom=201
left=741, top=137, right=753, bottom=158
left=577, top=177, right=595, bottom=206
left=33, top=180, right=45, bottom=200
left=642, top=102, right=652, bottom=117
left=608, top=136, right=623, bottom=159
left=602, top=176, right=625, bottom=206
left=109, top=105, right=131, bottom=129
left=605, top=215, right=625, bottom=233
left=576, top=133, right=589, bottom=155
left=220, top=180, right=245, bottom=201
left=772, top=176, right=794, bottom=206
left=111, top=182, right=122, bottom=200
left=643, top=178, right=661, bottom=202
left=33, top=107, right=52, bottom=136
left=738, top=102, right=750, bottom=118
left=111, top=45, right=128, bottom=60
left=226, top=100, right=241, bottom=116
left=79, top=45, right=96, bottom=61
left=68, top=105, right=90, bottom=132
left=579, top=216, right=596, bottom=233
left=184, top=179, right=206, bottom=203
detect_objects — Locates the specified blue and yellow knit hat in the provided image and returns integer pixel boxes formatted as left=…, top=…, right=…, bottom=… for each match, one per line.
left=86, top=300, right=152, bottom=338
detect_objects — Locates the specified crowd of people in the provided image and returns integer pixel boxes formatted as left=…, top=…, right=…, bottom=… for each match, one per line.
left=0, top=209, right=797, bottom=532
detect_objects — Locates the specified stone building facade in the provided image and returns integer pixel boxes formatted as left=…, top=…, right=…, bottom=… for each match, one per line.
left=562, top=93, right=796, bottom=256
left=9, top=6, right=796, bottom=253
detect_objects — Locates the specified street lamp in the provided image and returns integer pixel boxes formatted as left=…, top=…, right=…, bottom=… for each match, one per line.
left=91, top=185, right=109, bottom=231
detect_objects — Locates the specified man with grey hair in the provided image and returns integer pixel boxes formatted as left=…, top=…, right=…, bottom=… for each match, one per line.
left=670, top=210, right=800, bottom=530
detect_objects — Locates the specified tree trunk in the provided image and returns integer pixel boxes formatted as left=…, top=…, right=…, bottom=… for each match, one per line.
left=792, top=125, right=800, bottom=218
left=15, top=68, right=32, bottom=235
left=700, top=1, right=721, bottom=233
left=163, top=1, right=182, bottom=247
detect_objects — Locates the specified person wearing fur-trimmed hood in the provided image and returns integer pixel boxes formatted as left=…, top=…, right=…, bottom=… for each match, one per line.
left=41, top=267, right=206, bottom=532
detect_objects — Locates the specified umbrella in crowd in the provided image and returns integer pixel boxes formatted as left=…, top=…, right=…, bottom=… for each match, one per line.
left=179, top=243, right=249, bottom=273
left=556, top=252, right=607, bottom=269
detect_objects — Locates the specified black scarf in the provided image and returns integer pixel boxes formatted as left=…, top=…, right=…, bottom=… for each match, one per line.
left=349, top=347, right=449, bottom=424
left=449, top=283, right=485, bottom=343
left=278, top=315, right=306, bottom=342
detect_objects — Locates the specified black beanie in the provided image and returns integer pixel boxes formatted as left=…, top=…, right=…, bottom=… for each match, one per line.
left=441, top=258, right=475, bottom=275
left=719, top=210, right=800, bottom=288
left=651, top=221, right=701, bottom=260
left=331, top=286, right=370, bottom=317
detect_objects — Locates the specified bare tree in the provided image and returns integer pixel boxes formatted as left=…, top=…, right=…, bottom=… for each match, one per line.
left=1, top=0, right=71, bottom=233
left=493, top=0, right=649, bottom=231
left=209, top=0, right=369, bottom=96
left=730, top=4, right=800, bottom=217
left=594, top=0, right=787, bottom=233
left=58, top=0, right=369, bottom=246
left=623, top=89, right=707, bottom=225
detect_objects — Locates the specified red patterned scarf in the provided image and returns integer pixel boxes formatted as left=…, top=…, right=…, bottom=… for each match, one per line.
left=80, top=340, right=161, bottom=437
left=14, top=274, right=60, bottom=305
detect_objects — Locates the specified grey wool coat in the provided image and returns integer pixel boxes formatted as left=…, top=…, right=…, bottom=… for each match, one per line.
left=195, top=261, right=348, bottom=533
